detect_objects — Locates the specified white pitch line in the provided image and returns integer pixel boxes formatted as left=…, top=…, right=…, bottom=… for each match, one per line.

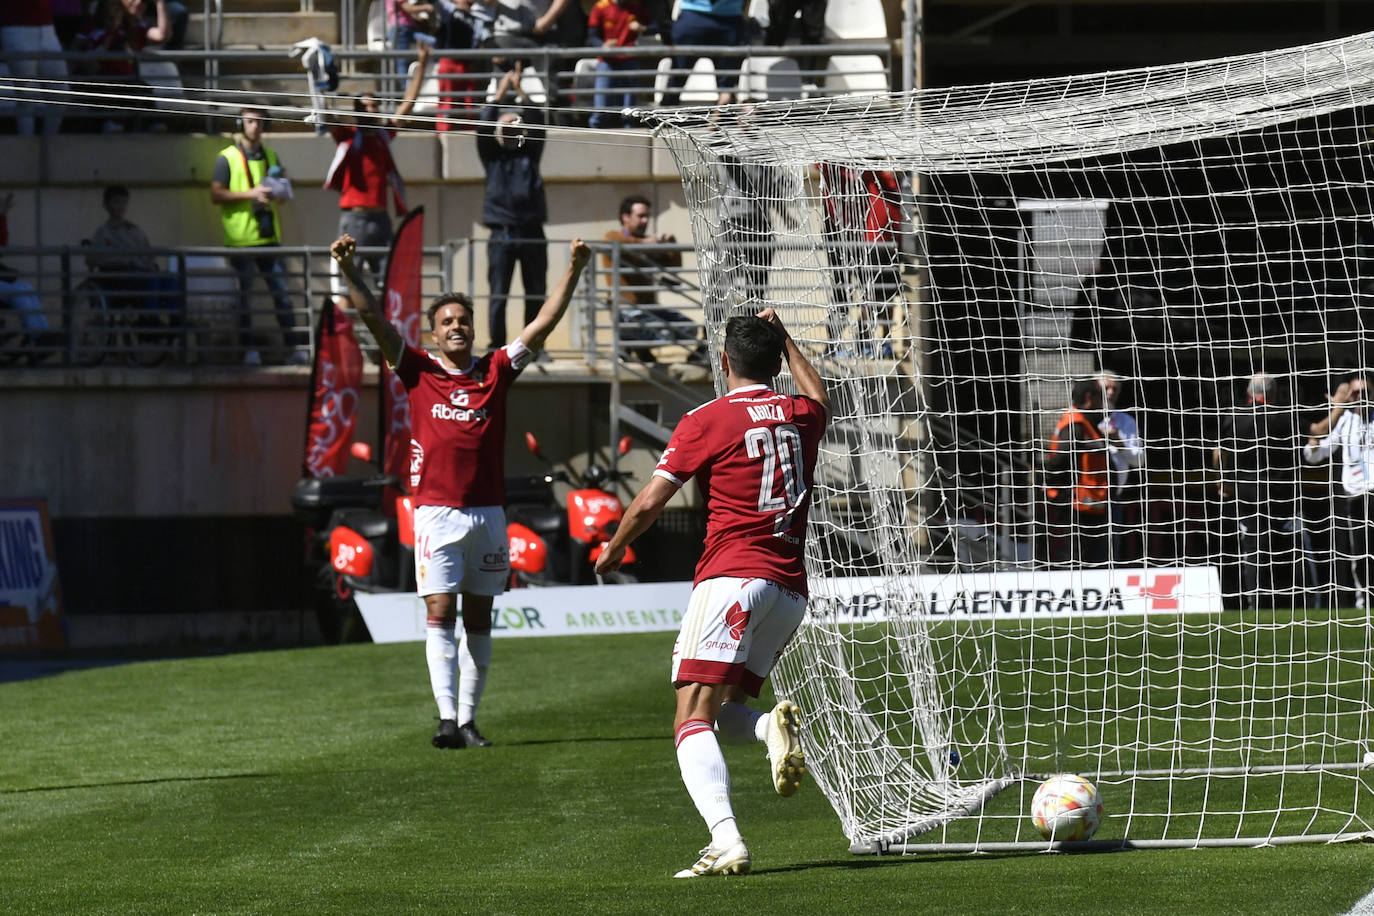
left=1346, top=884, right=1374, bottom=916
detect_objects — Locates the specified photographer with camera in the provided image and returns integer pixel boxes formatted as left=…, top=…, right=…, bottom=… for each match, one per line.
left=210, top=106, right=306, bottom=365
left=1305, top=375, right=1374, bottom=609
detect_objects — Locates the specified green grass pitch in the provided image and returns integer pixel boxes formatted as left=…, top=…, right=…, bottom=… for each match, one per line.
left=2, top=632, right=1372, bottom=914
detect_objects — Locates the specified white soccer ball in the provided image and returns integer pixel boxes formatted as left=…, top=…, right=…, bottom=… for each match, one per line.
left=1030, top=774, right=1103, bottom=842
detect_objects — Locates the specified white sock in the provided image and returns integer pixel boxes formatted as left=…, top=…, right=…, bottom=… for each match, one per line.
left=425, top=619, right=458, bottom=721
left=457, top=630, right=492, bottom=725
left=715, top=701, right=765, bottom=745
left=675, top=719, right=741, bottom=847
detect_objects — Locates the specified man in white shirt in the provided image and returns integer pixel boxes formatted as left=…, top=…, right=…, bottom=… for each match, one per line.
left=1098, top=371, right=1145, bottom=561
left=1304, top=376, right=1374, bottom=608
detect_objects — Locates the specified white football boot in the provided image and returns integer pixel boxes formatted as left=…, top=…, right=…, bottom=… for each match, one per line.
left=765, top=700, right=806, bottom=797
left=674, top=838, right=751, bottom=878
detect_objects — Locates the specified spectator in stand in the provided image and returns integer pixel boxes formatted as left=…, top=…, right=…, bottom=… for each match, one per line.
left=587, top=0, right=651, bottom=129
left=210, top=107, right=307, bottom=366
left=322, top=42, right=430, bottom=293
left=0, top=193, right=57, bottom=351
left=711, top=153, right=800, bottom=315
left=50, top=0, right=85, bottom=48
left=664, top=0, right=745, bottom=107
left=601, top=194, right=706, bottom=365
left=85, top=184, right=181, bottom=327
left=1304, top=376, right=1374, bottom=609
left=817, top=162, right=903, bottom=358
left=477, top=65, right=548, bottom=355
left=1044, top=378, right=1111, bottom=567
left=73, top=0, right=173, bottom=132
left=1214, top=373, right=1311, bottom=610
left=143, top=0, right=188, bottom=50
left=388, top=1, right=434, bottom=71
left=429, top=0, right=486, bottom=132
left=763, top=0, right=827, bottom=84
left=1097, top=371, right=1145, bottom=561
left=0, top=0, right=70, bottom=136
left=475, top=0, right=574, bottom=71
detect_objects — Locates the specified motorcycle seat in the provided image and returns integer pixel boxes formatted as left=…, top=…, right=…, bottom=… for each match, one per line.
left=329, top=507, right=397, bottom=541
left=509, top=506, right=563, bottom=536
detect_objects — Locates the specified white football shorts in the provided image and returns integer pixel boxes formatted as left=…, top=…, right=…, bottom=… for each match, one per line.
left=672, top=576, right=806, bottom=697
left=413, top=505, right=509, bottom=597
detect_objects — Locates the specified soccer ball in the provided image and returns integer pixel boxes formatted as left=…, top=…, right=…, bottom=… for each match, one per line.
left=1030, top=774, right=1103, bottom=842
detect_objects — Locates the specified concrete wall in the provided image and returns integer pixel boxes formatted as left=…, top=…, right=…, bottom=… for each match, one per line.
left=0, top=130, right=698, bottom=351
left=0, top=364, right=700, bottom=518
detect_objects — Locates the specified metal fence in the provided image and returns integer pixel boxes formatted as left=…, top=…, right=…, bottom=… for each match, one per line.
left=0, top=42, right=893, bottom=134
left=0, top=238, right=723, bottom=370
left=0, top=243, right=448, bottom=367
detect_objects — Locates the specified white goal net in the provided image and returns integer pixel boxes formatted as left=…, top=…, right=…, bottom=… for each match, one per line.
left=642, top=32, right=1374, bottom=851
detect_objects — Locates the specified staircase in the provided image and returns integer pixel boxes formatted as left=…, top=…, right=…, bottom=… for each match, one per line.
left=189, top=0, right=341, bottom=51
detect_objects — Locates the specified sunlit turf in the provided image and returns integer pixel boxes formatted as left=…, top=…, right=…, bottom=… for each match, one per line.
left=2, top=633, right=1372, bottom=914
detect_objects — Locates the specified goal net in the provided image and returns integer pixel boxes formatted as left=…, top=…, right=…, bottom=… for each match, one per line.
left=641, top=32, right=1374, bottom=851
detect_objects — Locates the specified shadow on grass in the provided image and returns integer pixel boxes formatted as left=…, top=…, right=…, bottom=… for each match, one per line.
left=3, top=772, right=274, bottom=794
left=753, top=849, right=1105, bottom=875
left=0, top=658, right=132, bottom=684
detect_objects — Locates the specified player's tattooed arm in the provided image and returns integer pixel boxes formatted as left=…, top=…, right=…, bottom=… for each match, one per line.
left=330, top=234, right=404, bottom=368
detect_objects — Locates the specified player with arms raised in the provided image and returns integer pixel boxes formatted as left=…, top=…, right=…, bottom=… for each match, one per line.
left=331, top=233, right=591, bottom=749
left=596, top=309, right=830, bottom=877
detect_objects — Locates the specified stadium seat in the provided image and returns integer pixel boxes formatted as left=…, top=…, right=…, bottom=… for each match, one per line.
left=482, top=68, right=548, bottom=105
left=824, top=0, right=887, bottom=41
left=571, top=57, right=598, bottom=111
left=823, top=54, right=889, bottom=96
left=366, top=0, right=387, bottom=52
left=407, top=59, right=442, bottom=115
left=738, top=56, right=803, bottom=102
left=653, top=57, right=718, bottom=106
left=137, top=59, right=184, bottom=111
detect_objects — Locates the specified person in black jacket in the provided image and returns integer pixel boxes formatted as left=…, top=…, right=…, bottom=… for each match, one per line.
left=477, top=64, right=547, bottom=352
left=1215, top=373, right=1311, bottom=610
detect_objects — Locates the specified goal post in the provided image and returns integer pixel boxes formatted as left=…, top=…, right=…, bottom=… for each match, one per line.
left=640, top=32, right=1374, bottom=851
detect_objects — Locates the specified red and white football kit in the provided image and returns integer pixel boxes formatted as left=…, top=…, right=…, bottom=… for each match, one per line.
left=397, top=339, right=533, bottom=596
left=654, top=383, right=827, bottom=695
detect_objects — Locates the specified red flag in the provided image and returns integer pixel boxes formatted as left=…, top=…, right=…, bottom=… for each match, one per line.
left=380, top=207, right=425, bottom=506
left=302, top=299, right=365, bottom=478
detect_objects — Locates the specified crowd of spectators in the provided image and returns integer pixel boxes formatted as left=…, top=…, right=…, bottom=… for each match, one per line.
left=1, top=0, right=188, bottom=135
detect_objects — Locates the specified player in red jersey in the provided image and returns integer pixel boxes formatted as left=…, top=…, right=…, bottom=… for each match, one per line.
left=596, top=309, right=830, bottom=877
left=331, top=233, right=591, bottom=749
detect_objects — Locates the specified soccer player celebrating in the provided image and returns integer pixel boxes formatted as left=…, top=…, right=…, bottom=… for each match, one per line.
left=330, top=233, right=592, bottom=749
left=595, top=309, right=830, bottom=877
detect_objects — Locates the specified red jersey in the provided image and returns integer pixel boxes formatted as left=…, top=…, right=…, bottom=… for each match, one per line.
left=396, top=341, right=532, bottom=508
left=587, top=0, right=647, bottom=62
left=818, top=164, right=902, bottom=244
left=327, top=127, right=400, bottom=211
left=656, top=384, right=827, bottom=594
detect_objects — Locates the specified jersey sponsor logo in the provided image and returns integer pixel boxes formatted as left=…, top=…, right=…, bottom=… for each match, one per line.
left=657, top=446, right=676, bottom=467
left=430, top=403, right=489, bottom=422
left=449, top=389, right=471, bottom=407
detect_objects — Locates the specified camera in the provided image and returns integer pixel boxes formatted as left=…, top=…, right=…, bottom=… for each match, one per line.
left=254, top=204, right=275, bottom=239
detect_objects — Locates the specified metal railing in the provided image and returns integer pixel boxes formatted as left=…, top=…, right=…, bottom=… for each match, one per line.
left=0, top=243, right=449, bottom=367
left=0, top=42, right=893, bottom=133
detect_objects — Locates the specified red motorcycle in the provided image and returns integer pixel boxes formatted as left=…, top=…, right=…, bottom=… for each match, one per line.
left=290, top=441, right=413, bottom=642
left=506, top=432, right=639, bottom=586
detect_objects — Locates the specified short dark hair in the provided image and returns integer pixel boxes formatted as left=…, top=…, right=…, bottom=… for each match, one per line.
left=103, top=184, right=130, bottom=205
left=619, top=194, right=651, bottom=219
left=724, top=315, right=785, bottom=381
left=427, top=292, right=475, bottom=328
left=1071, top=378, right=1101, bottom=409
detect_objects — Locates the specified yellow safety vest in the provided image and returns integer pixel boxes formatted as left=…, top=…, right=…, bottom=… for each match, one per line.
left=218, top=143, right=282, bottom=247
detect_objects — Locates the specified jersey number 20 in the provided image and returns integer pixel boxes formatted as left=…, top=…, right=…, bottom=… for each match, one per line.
left=745, top=424, right=806, bottom=532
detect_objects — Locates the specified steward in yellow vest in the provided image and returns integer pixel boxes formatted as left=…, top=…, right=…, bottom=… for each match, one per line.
left=210, top=111, right=284, bottom=247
